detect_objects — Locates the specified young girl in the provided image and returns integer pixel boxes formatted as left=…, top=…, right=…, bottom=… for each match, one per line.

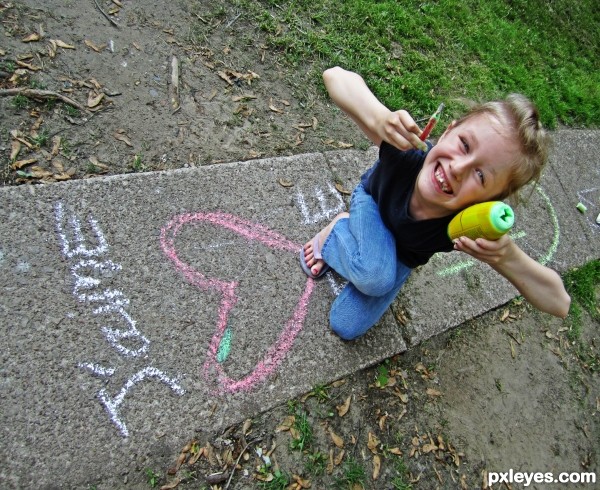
left=300, top=67, right=571, bottom=340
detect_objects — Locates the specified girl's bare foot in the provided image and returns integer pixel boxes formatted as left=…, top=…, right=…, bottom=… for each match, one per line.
left=303, top=212, right=349, bottom=276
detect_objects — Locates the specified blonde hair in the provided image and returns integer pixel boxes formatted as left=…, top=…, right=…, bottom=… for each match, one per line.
left=455, top=94, right=551, bottom=203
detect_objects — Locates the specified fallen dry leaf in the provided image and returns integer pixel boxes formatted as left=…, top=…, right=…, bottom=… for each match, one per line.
left=11, top=158, right=37, bottom=170
left=337, top=141, right=353, bottom=148
left=334, top=449, right=345, bottom=466
left=292, top=474, right=311, bottom=489
left=393, top=387, right=409, bottom=404
left=16, top=60, right=41, bottom=71
left=327, top=449, right=334, bottom=474
left=87, top=91, right=105, bottom=108
left=372, top=454, right=381, bottom=480
left=28, top=167, right=53, bottom=179
left=159, top=478, right=180, bottom=490
left=242, top=418, right=252, bottom=435
left=388, top=447, right=403, bottom=456
left=329, top=428, right=344, bottom=448
left=188, top=446, right=205, bottom=465
left=269, top=99, right=284, bottom=113
left=10, top=140, right=21, bottom=161
left=51, top=136, right=61, bottom=156
left=426, top=387, right=442, bottom=397
left=421, top=443, right=438, bottom=453
left=367, top=432, right=380, bottom=454
left=113, top=130, right=133, bottom=147
left=275, top=415, right=295, bottom=432
left=378, top=413, right=388, bottom=431
left=22, top=33, right=41, bottom=43
left=51, top=39, right=75, bottom=49
left=335, top=182, right=352, bottom=195
left=336, top=395, right=351, bottom=417
left=84, top=39, right=107, bottom=52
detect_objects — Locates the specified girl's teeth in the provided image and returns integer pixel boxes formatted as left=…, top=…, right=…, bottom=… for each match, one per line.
left=435, top=167, right=451, bottom=193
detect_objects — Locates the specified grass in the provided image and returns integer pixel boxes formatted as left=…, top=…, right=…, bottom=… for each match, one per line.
left=562, top=260, right=599, bottom=372
left=289, top=408, right=313, bottom=451
left=334, top=456, right=366, bottom=488
left=563, top=259, right=599, bottom=341
left=233, top=0, right=598, bottom=130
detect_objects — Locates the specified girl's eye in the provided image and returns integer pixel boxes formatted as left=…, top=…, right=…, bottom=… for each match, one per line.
left=460, top=137, right=469, bottom=152
left=476, top=169, right=485, bottom=185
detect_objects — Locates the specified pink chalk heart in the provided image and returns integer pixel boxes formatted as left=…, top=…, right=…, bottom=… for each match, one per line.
left=160, top=212, right=315, bottom=393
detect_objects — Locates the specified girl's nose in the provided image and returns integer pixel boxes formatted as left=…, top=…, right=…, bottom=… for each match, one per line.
left=449, top=156, right=473, bottom=182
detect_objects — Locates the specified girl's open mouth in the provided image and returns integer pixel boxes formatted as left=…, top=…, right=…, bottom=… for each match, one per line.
left=434, top=163, right=453, bottom=194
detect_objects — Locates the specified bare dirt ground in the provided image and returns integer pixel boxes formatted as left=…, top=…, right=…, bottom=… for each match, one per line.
left=1, top=1, right=598, bottom=489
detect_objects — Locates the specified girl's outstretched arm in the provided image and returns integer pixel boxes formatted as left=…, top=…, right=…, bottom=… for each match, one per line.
left=323, top=67, right=426, bottom=151
left=454, top=235, right=571, bottom=318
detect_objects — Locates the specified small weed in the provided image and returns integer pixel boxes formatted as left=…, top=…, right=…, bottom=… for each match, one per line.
left=310, top=383, right=330, bottom=402
left=0, top=60, right=16, bottom=72
left=289, top=409, right=313, bottom=451
left=60, top=137, right=74, bottom=157
left=287, top=399, right=299, bottom=414
left=11, top=94, right=30, bottom=110
left=335, top=456, right=366, bottom=488
left=258, top=466, right=291, bottom=490
left=376, top=363, right=390, bottom=387
left=494, top=378, right=503, bottom=392
left=31, top=130, right=49, bottom=148
left=145, top=468, right=160, bottom=488
left=391, top=457, right=412, bottom=490
left=29, top=78, right=47, bottom=90
left=132, top=154, right=145, bottom=172
left=305, top=450, right=327, bottom=476
left=64, top=105, right=80, bottom=118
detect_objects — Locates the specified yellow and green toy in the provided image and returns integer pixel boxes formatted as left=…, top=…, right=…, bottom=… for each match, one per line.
left=448, top=201, right=514, bottom=241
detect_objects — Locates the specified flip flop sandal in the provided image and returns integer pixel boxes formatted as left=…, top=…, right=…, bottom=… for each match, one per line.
left=299, top=235, right=330, bottom=279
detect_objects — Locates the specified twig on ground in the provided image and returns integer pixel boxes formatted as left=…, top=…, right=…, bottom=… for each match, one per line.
left=223, top=437, right=261, bottom=490
left=93, top=0, right=119, bottom=28
left=0, top=87, right=89, bottom=113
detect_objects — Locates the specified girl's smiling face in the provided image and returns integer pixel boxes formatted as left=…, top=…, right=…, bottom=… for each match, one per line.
left=411, top=113, right=519, bottom=219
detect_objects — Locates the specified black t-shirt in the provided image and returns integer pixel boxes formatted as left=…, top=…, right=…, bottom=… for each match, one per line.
left=363, top=141, right=456, bottom=268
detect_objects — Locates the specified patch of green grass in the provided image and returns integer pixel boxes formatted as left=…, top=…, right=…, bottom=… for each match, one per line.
left=132, top=154, right=146, bottom=172
left=31, top=130, right=49, bottom=148
left=376, top=363, right=390, bottom=387
left=234, top=0, right=599, bottom=129
left=145, top=468, right=161, bottom=488
left=309, top=383, right=331, bottom=402
left=391, top=457, right=412, bottom=490
left=334, top=456, right=366, bottom=489
left=11, top=94, right=30, bottom=110
left=563, top=260, right=600, bottom=341
left=258, top=468, right=291, bottom=489
left=64, top=104, right=80, bottom=118
left=305, top=450, right=327, bottom=476
left=289, top=408, right=313, bottom=451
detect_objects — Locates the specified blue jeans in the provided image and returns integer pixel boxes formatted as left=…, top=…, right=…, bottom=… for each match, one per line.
left=320, top=182, right=412, bottom=340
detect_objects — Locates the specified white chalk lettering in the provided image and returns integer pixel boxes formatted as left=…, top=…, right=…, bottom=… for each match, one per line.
left=295, top=182, right=345, bottom=224
left=98, top=367, right=185, bottom=438
left=55, top=202, right=185, bottom=437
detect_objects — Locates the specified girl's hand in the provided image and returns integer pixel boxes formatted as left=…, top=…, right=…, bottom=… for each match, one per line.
left=453, top=234, right=514, bottom=265
left=376, top=109, right=428, bottom=152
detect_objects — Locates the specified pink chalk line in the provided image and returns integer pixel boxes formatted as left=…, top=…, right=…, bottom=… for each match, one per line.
left=160, top=212, right=316, bottom=393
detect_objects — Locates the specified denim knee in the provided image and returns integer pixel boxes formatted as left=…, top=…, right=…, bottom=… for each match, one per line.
left=352, top=262, right=397, bottom=297
left=330, top=312, right=370, bottom=341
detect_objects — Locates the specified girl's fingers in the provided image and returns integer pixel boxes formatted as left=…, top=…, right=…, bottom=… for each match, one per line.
left=387, top=110, right=428, bottom=151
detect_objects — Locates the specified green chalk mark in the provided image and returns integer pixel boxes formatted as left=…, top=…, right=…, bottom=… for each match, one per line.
left=217, top=327, right=233, bottom=363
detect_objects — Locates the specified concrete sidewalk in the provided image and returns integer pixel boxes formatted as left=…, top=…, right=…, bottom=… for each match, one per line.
left=1, top=129, right=598, bottom=488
